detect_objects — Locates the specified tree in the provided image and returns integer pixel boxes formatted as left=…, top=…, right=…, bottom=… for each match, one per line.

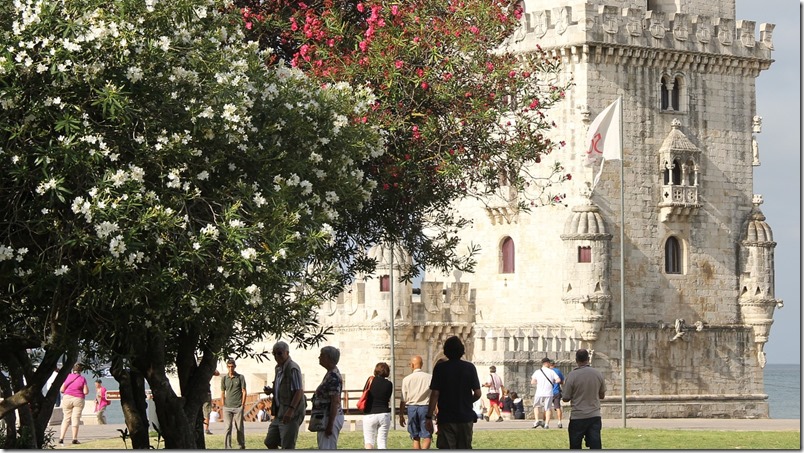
left=1, top=0, right=382, bottom=447
left=238, top=0, right=573, bottom=279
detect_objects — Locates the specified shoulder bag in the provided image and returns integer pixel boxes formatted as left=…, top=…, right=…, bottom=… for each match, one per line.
left=356, top=376, right=374, bottom=413
left=486, top=374, right=500, bottom=400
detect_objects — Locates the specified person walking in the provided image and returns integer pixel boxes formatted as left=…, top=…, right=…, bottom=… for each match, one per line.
left=59, top=363, right=89, bottom=445
left=531, top=357, right=559, bottom=429
left=549, top=359, right=565, bottom=429
left=315, top=346, right=344, bottom=449
left=482, top=366, right=504, bottom=422
left=562, top=349, right=606, bottom=449
left=264, top=341, right=307, bottom=449
left=425, top=336, right=481, bottom=449
left=363, top=362, right=393, bottom=449
left=399, top=355, right=432, bottom=449
left=204, top=368, right=221, bottom=435
left=94, top=379, right=110, bottom=425
left=221, top=358, right=247, bottom=449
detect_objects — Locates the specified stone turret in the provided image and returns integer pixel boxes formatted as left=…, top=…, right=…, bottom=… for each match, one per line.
left=560, top=197, right=612, bottom=349
left=738, top=195, right=783, bottom=368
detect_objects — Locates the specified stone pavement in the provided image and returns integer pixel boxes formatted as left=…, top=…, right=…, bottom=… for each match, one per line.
left=68, top=417, right=800, bottom=443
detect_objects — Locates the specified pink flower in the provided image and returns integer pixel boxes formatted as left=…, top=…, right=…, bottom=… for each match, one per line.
left=486, top=62, right=494, bottom=71
left=395, top=60, right=404, bottom=69
left=356, top=2, right=364, bottom=13
left=359, top=40, right=369, bottom=52
left=391, top=5, right=399, bottom=15
left=421, top=82, right=429, bottom=90
left=469, top=26, right=479, bottom=34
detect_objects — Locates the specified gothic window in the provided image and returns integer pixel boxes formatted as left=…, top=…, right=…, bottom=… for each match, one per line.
left=660, top=75, right=670, bottom=110
left=660, top=73, right=686, bottom=112
left=671, top=159, right=682, bottom=185
left=501, top=237, right=515, bottom=273
left=578, top=246, right=592, bottom=263
left=664, top=236, right=682, bottom=274
left=380, top=275, right=390, bottom=292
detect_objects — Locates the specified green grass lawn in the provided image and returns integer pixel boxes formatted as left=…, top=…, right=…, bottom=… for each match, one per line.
left=70, top=428, right=800, bottom=449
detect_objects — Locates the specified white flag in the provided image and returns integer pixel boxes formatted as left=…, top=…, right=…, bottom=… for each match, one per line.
left=583, top=97, right=622, bottom=188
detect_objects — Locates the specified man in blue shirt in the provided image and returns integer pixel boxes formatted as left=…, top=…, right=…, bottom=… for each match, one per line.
left=549, top=359, right=565, bottom=429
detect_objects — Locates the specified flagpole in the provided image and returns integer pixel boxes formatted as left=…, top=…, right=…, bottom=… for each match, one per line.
left=618, top=98, right=626, bottom=429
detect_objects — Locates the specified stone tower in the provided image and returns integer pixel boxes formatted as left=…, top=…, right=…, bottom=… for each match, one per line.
left=427, top=0, right=780, bottom=418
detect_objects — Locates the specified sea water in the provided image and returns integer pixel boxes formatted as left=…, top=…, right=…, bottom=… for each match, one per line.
left=75, top=363, right=801, bottom=425
left=763, top=363, right=801, bottom=419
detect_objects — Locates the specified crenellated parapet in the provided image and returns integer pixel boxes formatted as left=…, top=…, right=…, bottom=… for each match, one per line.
left=510, top=2, right=774, bottom=74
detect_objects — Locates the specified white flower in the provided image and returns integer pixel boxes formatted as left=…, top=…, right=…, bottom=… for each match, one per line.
left=299, top=180, right=312, bottom=195
left=200, top=224, right=219, bottom=239
left=229, top=219, right=244, bottom=228
left=196, top=170, right=209, bottom=180
left=125, top=66, right=144, bottom=82
left=0, top=245, right=15, bottom=261
left=192, top=242, right=201, bottom=250
left=35, top=178, right=57, bottom=195
left=95, top=221, right=119, bottom=239
left=54, top=265, right=69, bottom=276
left=253, top=192, right=266, bottom=207
left=109, top=235, right=126, bottom=257
left=241, top=247, right=257, bottom=260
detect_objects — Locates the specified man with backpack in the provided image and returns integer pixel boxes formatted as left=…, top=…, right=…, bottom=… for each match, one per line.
left=530, top=357, right=560, bottom=429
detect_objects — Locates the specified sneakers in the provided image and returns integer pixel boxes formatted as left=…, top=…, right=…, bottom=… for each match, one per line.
left=72, top=440, right=80, bottom=445
left=544, top=425, right=549, bottom=429
left=496, top=417, right=504, bottom=422
left=558, top=422, right=563, bottom=428
left=205, top=430, right=213, bottom=435
left=484, top=415, right=490, bottom=422
left=58, top=439, right=64, bottom=445
left=532, top=420, right=545, bottom=429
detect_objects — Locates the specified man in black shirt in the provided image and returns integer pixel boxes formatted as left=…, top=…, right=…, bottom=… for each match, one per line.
left=425, top=336, right=481, bottom=449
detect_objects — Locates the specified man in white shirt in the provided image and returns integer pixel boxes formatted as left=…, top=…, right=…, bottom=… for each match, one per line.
left=531, top=357, right=559, bottom=429
left=399, top=355, right=432, bottom=449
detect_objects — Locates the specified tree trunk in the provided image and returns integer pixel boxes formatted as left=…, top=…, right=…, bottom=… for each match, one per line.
left=0, top=348, right=72, bottom=448
left=145, top=334, right=196, bottom=449
left=111, top=357, right=151, bottom=449
left=176, top=328, right=220, bottom=450
left=0, top=372, right=18, bottom=449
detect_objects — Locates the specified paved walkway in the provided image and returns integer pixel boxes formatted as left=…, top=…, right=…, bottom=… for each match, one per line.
left=69, top=417, right=800, bottom=442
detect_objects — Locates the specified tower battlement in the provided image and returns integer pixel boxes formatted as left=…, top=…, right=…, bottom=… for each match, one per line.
left=512, top=2, right=774, bottom=64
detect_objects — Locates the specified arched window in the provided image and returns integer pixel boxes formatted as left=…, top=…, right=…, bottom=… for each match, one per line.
left=501, top=237, right=515, bottom=273
left=671, top=159, right=682, bottom=185
left=671, top=75, right=682, bottom=111
left=660, top=75, right=671, bottom=110
left=660, top=73, right=686, bottom=112
left=665, top=237, right=682, bottom=274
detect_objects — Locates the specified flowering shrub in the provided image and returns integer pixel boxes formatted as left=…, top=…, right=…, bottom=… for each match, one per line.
left=238, top=0, right=573, bottom=275
left=0, top=0, right=382, bottom=358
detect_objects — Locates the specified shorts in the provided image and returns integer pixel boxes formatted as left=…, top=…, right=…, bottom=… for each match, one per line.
left=534, top=396, right=552, bottom=412
left=435, top=422, right=473, bottom=449
left=203, top=401, right=212, bottom=419
left=406, top=405, right=431, bottom=439
left=551, top=393, right=562, bottom=410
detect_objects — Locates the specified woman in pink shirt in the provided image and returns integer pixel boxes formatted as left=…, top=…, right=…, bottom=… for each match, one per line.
left=59, top=363, right=89, bottom=445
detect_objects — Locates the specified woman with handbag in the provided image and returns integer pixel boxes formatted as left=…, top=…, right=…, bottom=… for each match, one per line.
left=362, top=362, right=393, bottom=449
left=313, top=346, right=344, bottom=449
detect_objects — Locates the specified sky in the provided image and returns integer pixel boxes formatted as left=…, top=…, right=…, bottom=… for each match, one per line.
left=734, top=1, right=800, bottom=364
